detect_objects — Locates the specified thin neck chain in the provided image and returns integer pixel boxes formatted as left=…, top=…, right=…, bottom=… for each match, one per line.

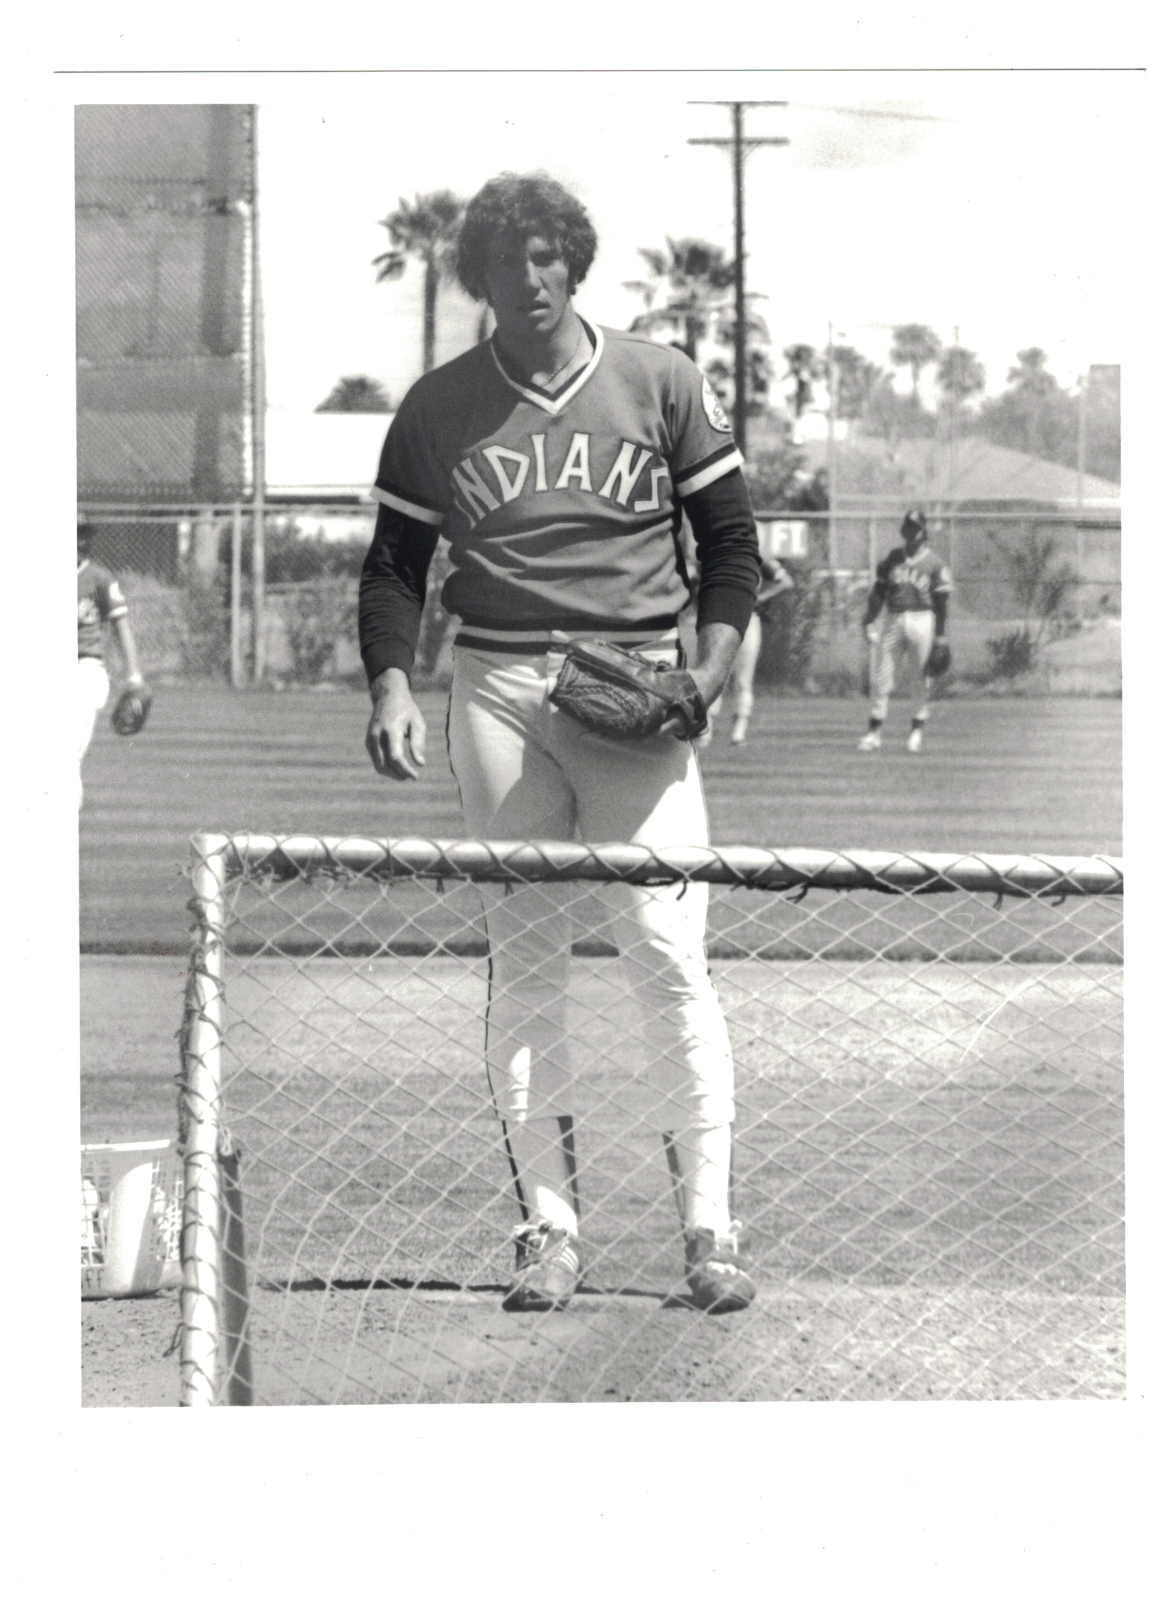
left=532, top=324, right=586, bottom=388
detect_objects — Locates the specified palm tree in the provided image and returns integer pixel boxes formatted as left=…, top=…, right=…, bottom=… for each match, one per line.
left=704, top=305, right=774, bottom=417
left=830, top=344, right=888, bottom=422
left=623, top=237, right=735, bottom=361
left=936, top=345, right=987, bottom=407
left=782, top=343, right=827, bottom=418
left=889, top=323, right=943, bottom=400
left=373, top=190, right=466, bottom=373
left=315, top=375, right=392, bottom=413
left=704, top=346, right=774, bottom=418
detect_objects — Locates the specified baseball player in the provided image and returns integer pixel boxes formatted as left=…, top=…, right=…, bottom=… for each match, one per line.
left=697, top=557, right=793, bottom=747
left=360, top=172, right=762, bottom=1314
left=858, top=510, right=952, bottom=753
left=77, top=520, right=144, bottom=808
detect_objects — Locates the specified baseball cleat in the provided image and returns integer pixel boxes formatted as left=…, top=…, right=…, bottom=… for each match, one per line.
left=502, top=1221, right=581, bottom=1312
left=857, top=731, right=881, bottom=752
left=729, top=716, right=749, bottom=745
left=906, top=728, right=924, bottom=753
left=684, top=1222, right=756, bottom=1313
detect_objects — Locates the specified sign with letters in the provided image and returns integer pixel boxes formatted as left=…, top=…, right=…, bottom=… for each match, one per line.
left=757, top=519, right=809, bottom=561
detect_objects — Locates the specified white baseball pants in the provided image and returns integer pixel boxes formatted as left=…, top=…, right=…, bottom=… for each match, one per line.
left=78, top=657, right=109, bottom=808
left=870, top=610, right=935, bottom=723
left=447, top=642, right=735, bottom=1133
left=706, top=612, right=761, bottom=729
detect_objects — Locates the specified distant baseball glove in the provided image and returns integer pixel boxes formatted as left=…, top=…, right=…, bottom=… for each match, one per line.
left=111, top=680, right=153, bottom=736
left=549, top=640, right=708, bottom=742
left=926, top=640, right=952, bottom=678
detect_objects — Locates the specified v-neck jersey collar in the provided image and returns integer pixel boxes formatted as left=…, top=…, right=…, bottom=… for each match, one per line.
left=488, top=319, right=604, bottom=415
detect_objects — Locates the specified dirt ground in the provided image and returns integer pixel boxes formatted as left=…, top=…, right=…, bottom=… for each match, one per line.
left=82, top=1278, right=1124, bottom=1406
left=79, top=690, right=1123, bottom=1405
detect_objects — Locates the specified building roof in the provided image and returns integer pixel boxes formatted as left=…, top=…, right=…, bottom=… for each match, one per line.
left=262, top=409, right=1120, bottom=513
left=797, top=434, right=1119, bottom=510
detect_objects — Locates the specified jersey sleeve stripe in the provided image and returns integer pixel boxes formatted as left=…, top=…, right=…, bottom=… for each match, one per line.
left=674, top=446, right=745, bottom=499
left=370, top=485, right=445, bottom=527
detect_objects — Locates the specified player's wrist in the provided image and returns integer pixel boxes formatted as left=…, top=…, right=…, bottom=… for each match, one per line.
left=370, top=665, right=411, bottom=699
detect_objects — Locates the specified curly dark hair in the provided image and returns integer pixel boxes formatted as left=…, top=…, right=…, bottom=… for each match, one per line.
left=456, top=172, right=598, bottom=301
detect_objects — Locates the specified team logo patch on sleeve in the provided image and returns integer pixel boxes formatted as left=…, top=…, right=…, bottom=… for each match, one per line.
left=701, top=377, right=733, bottom=433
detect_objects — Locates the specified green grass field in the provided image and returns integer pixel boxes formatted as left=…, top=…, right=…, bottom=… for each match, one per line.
left=79, top=686, right=1123, bottom=1404
left=79, top=685, right=1120, bottom=950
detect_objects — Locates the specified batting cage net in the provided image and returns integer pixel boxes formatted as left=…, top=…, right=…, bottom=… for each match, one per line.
left=179, top=834, right=1123, bottom=1406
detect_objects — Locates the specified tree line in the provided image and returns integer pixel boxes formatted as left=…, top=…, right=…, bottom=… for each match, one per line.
left=315, top=191, right=1119, bottom=487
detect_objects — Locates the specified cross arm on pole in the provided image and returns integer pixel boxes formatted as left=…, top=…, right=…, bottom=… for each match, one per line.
left=688, top=138, right=790, bottom=151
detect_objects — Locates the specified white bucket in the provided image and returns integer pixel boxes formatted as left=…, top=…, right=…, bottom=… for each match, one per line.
left=81, top=1140, right=183, bottom=1299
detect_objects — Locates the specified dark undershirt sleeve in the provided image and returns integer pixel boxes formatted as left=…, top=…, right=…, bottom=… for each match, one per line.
left=933, top=591, right=949, bottom=635
left=683, top=468, right=761, bottom=636
left=358, top=503, right=441, bottom=683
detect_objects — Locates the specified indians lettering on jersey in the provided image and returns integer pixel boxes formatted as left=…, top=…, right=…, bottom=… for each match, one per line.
left=78, top=560, right=128, bottom=660
left=876, top=545, right=953, bottom=614
left=372, top=322, right=744, bottom=630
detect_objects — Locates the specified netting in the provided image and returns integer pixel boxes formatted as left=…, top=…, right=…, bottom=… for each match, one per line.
left=76, top=105, right=255, bottom=504
left=179, top=835, right=1123, bottom=1405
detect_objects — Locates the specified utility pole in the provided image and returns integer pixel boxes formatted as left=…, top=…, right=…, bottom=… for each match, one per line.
left=689, top=101, right=788, bottom=458
left=1076, top=370, right=1088, bottom=509
left=826, top=321, right=838, bottom=587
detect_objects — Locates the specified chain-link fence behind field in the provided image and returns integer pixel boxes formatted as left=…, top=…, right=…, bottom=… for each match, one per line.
left=178, top=835, right=1123, bottom=1406
left=75, top=504, right=1120, bottom=691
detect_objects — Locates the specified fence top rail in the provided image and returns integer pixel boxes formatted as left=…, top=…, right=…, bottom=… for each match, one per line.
left=189, top=833, right=1123, bottom=899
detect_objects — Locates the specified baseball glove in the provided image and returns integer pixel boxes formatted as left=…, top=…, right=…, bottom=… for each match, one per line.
left=926, top=640, right=952, bottom=678
left=111, top=680, right=153, bottom=736
left=549, top=640, right=708, bottom=742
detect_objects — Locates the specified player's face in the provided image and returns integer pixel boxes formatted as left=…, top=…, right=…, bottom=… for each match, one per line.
left=483, top=232, right=572, bottom=342
left=903, top=529, right=925, bottom=556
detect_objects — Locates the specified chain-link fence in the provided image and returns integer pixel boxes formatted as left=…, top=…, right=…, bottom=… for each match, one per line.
left=76, top=503, right=1120, bottom=695
left=76, top=105, right=256, bottom=505
left=178, top=835, right=1123, bottom=1406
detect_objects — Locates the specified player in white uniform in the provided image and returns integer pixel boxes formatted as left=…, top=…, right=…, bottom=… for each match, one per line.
left=858, top=511, right=952, bottom=754
left=360, top=173, right=761, bottom=1314
left=77, top=520, right=143, bottom=808
left=697, top=558, right=793, bottom=746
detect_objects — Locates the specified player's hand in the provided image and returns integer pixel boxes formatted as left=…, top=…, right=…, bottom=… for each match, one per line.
left=366, top=670, right=427, bottom=781
left=864, top=624, right=878, bottom=646
left=657, top=622, right=741, bottom=738
left=659, top=663, right=719, bottom=738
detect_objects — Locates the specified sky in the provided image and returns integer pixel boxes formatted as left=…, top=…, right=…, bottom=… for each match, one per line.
left=251, top=68, right=1145, bottom=416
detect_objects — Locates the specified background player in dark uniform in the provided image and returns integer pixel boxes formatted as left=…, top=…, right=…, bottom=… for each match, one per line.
left=77, top=520, right=144, bottom=807
left=859, top=510, right=952, bottom=754
left=360, top=172, right=762, bottom=1314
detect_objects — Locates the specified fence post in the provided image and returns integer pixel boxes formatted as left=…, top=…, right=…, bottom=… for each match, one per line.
left=230, top=503, right=243, bottom=688
left=179, top=833, right=230, bottom=1405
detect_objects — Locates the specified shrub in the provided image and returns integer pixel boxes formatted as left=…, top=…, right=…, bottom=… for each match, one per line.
left=282, top=579, right=359, bottom=683
left=756, top=575, right=825, bottom=688
left=181, top=580, right=230, bottom=678
left=984, top=626, right=1037, bottom=680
